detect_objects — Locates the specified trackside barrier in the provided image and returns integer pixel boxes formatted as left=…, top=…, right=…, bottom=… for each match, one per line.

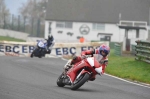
left=135, top=40, right=150, bottom=64
left=131, top=44, right=136, bottom=55
left=0, top=41, right=109, bottom=57
left=0, top=41, right=37, bottom=57
left=114, top=43, right=122, bottom=56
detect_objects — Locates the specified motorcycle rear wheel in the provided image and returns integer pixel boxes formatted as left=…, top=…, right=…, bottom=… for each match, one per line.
left=71, top=73, right=90, bottom=90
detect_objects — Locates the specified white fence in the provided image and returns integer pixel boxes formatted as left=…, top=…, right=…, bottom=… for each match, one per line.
left=0, top=29, right=29, bottom=41
left=0, top=41, right=109, bottom=57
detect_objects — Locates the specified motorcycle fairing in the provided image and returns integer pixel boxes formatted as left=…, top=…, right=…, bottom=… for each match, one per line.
left=67, top=59, right=98, bottom=83
left=87, top=57, right=94, bottom=66
left=87, top=55, right=102, bottom=74
left=66, top=60, right=91, bottom=83
left=37, top=40, right=47, bottom=48
left=95, top=66, right=102, bottom=74
left=67, top=54, right=103, bottom=83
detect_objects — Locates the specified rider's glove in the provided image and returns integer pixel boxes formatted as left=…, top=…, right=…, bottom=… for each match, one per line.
left=72, top=55, right=77, bottom=60
left=99, top=60, right=104, bottom=64
left=99, top=60, right=108, bottom=64
left=81, top=55, right=86, bottom=59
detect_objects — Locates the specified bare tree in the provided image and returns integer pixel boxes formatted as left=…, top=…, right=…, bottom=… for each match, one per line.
left=0, top=0, right=10, bottom=28
left=19, top=0, right=47, bottom=19
left=18, top=0, right=47, bottom=37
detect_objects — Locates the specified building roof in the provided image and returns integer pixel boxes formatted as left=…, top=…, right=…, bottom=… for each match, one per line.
left=46, top=0, right=150, bottom=24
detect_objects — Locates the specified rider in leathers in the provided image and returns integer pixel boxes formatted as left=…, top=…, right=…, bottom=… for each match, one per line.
left=64, top=44, right=110, bottom=81
left=45, top=34, right=55, bottom=54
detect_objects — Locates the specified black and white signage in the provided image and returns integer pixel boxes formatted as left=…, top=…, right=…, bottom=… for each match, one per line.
left=79, top=24, right=90, bottom=35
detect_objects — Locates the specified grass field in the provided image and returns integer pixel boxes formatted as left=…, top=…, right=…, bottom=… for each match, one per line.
left=0, top=36, right=25, bottom=42
left=106, top=50, right=150, bottom=84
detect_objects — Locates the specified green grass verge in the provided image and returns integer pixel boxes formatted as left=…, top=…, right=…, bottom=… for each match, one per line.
left=0, top=36, right=25, bottom=42
left=106, top=49, right=150, bottom=84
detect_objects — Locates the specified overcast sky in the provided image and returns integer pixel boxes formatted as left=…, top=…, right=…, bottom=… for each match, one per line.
left=5, top=0, right=27, bottom=15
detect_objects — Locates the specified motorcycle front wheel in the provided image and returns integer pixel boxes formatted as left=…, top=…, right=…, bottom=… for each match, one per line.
left=57, top=73, right=65, bottom=87
left=30, top=48, right=38, bottom=58
left=71, top=73, right=90, bottom=90
left=30, top=53, right=34, bottom=58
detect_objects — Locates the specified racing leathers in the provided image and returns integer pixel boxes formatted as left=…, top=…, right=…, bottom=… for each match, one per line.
left=45, top=36, right=55, bottom=54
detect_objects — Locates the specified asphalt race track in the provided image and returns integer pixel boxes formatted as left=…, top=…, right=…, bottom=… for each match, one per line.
left=0, top=56, right=150, bottom=99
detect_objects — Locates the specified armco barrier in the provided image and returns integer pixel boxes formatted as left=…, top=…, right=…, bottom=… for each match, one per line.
left=0, top=41, right=109, bottom=57
left=131, top=44, right=136, bottom=55
left=135, top=40, right=150, bottom=64
left=114, top=43, right=122, bottom=56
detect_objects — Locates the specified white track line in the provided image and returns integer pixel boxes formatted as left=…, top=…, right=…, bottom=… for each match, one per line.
left=105, top=74, right=150, bottom=89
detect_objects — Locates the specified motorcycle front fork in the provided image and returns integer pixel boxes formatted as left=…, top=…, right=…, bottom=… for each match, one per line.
left=62, top=74, right=71, bottom=85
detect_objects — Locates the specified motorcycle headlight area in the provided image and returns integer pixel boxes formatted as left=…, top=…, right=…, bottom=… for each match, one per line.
left=95, top=67, right=102, bottom=74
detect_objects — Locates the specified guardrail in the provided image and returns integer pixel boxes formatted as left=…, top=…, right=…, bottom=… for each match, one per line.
left=131, top=44, right=136, bottom=55
left=114, top=43, right=122, bottom=56
left=135, top=40, right=150, bottom=63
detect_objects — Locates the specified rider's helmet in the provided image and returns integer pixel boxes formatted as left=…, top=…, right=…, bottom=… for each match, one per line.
left=99, top=44, right=110, bottom=57
left=48, top=34, right=54, bottom=41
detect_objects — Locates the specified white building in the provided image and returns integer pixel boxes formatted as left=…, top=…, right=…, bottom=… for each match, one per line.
left=45, top=0, right=150, bottom=46
left=45, top=21, right=148, bottom=44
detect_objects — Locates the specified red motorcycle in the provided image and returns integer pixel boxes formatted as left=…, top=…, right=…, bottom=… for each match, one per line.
left=57, top=54, right=104, bottom=90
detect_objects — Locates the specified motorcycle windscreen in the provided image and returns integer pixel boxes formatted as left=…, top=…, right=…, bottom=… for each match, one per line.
left=93, top=54, right=103, bottom=63
left=87, top=54, right=102, bottom=67
left=38, top=41, right=45, bottom=48
left=37, top=40, right=47, bottom=48
left=93, top=54, right=103, bottom=74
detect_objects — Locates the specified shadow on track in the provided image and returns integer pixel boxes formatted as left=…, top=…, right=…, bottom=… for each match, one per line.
left=55, top=86, right=102, bottom=93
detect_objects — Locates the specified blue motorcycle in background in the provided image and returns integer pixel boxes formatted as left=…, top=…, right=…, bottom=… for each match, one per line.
left=30, top=35, right=55, bottom=58
left=30, top=40, right=48, bottom=58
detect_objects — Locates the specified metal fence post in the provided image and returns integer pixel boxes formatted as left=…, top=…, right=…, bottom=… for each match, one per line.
left=3, top=13, right=6, bottom=29
left=114, top=43, right=122, bottom=56
left=24, top=16, right=26, bottom=32
left=31, top=18, right=34, bottom=36
left=11, top=14, right=14, bottom=30
left=18, top=15, right=20, bottom=31
left=37, top=18, right=40, bottom=37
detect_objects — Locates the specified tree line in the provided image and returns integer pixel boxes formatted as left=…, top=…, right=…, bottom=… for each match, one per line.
left=0, top=0, right=47, bottom=37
